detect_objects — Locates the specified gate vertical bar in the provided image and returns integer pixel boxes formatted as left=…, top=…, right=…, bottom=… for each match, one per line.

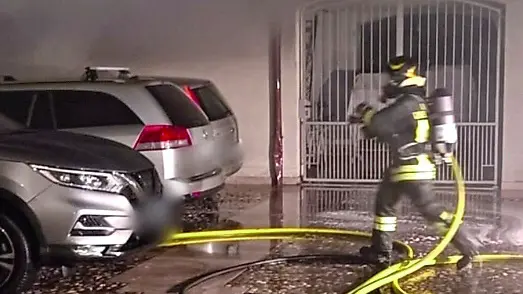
left=435, top=0, right=440, bottom=88
left=397, top=0, right=404, bottom=56
left=351, top=6, right=358, bottom=182
left=495, top=9, right=502, bottom=186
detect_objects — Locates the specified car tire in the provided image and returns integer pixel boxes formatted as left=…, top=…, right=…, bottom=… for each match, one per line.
left=0, top=214, right=36, bottom=293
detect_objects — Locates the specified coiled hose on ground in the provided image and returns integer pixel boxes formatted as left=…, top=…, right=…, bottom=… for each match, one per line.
left=160, top=157, right=523, bottom=294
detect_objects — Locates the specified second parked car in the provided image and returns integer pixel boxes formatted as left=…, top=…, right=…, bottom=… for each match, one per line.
left=0, top=68, right=226, bottom=200
left=131, top=75, right=244, bottom=177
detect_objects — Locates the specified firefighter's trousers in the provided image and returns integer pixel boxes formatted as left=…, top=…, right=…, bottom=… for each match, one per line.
left=371, top=168, right=478, bottom=257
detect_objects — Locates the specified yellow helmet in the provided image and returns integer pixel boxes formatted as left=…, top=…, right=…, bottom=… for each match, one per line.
left=386, top=55, right=418, bottom=78
left=381, top=56, right=426, bottom=101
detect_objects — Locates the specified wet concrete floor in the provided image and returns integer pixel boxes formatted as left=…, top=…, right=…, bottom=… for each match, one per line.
left=26, top=184, right=523, bottom=293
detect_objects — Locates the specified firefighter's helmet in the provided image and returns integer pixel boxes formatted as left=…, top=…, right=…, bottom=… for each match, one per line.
left=381, top=56, right=426, bottom=102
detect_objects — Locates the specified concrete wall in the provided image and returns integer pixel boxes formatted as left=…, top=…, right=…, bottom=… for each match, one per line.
left=1, top=0, right=523, bottom=188
left=0, top=0, right=305, bottom=182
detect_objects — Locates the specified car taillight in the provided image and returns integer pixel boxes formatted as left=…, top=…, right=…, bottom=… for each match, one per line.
left=183, top=86, right=201, bottom=106
left=133, top=125, right=192, bottom=151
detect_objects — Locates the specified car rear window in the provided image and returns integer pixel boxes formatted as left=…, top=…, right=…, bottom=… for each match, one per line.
left=146, top=84, right=209, bottom=128
left=191, top=84, right=233, bottom=121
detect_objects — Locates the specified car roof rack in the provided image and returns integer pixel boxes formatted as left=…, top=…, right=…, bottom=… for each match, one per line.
left=0, top=75, right=16, bottom=82
left=82, top=66, right=131, bottom=82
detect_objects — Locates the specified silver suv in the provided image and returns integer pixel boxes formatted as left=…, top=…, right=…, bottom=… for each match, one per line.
left=134, top=76, right=243, bottom=177
left=0, top=68, right=225, bottom=200
left=0, top=114, right=163, bottom=292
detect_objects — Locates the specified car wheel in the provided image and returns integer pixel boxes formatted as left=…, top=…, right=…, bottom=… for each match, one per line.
left=0, top=214, right=36, bottom=293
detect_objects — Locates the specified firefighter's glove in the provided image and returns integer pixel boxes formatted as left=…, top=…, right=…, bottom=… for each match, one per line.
left=349, top=102, right=374, bottom=124
left=442, top=153, right=453, bottom=165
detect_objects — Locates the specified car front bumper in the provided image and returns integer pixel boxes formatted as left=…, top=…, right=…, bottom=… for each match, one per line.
left=40, top=233, right=157, bottom=265
left=28, top=183, right=162, bottom=263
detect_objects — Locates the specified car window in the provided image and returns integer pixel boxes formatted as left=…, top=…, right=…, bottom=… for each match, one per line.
left=145, top=84, right=209, bottom=128
left=51, top=90, right=143, bottom=129
left=29, top=92, right=55, bottom=130
left=0, top=90, right=35, bottom=125
left=0, top=113, right=24, bottom=132
left=192, top=84, right=233, bottom=121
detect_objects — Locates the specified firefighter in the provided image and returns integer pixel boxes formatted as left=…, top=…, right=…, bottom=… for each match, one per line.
left=349, top=56, right=479, bottom=271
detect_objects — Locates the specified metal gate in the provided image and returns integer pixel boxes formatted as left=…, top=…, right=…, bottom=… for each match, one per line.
left=299, top=0, right=505, bottom=186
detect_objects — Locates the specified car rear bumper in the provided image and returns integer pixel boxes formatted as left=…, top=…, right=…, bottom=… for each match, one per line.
left=183, top=182, right=224, bottom=200
left=219, top=139, right=244, bottom=177
left=140, top=147, right=226, bottom=198
left=223, top=159, right=243, bottom=177
left=162, top=168, right=225, bottom=199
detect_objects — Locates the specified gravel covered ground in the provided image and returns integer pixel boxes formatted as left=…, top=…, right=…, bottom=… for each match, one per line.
left=221, top=205, right=523, bottom=294
left=396, top=263, right=523, bottom=294
left=224, top=230, right=523, bottom=294
left=24, top=253, right=158, bottom=294
left=24, top=184, right=266, bottom=294
left=226, top=237, right=373, bottom=294
left=22, top=185, right=523, bottom=293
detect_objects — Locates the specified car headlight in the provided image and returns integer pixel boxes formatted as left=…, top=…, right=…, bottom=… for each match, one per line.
left=30, top=164, right=127, bottom=194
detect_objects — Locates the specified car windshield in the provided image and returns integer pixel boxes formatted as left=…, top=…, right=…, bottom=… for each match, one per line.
left=0, top=113, right=24, bottom=134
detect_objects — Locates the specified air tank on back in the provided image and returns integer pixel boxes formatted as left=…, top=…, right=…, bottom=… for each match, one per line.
left=426, top=88, right=457, bottom=164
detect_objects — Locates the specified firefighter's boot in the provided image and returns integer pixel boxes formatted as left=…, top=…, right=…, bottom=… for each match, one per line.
left=452, top=227, right=480, bottom=271
left=359, top=246, right=392, bottom=271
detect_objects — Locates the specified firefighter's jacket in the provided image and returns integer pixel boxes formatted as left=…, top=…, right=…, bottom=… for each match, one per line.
left=361, top=91, right=435, bottom=182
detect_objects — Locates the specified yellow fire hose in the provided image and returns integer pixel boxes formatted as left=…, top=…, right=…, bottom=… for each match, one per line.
left=159, top=157, right=523, bottom=294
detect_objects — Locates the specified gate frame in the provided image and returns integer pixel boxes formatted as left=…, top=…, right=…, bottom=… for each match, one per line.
left=296, top=0, right=506, bottom=189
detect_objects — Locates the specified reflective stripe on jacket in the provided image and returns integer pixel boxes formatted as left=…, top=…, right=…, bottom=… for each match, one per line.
left=362, top=93, right=435, bottom=182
